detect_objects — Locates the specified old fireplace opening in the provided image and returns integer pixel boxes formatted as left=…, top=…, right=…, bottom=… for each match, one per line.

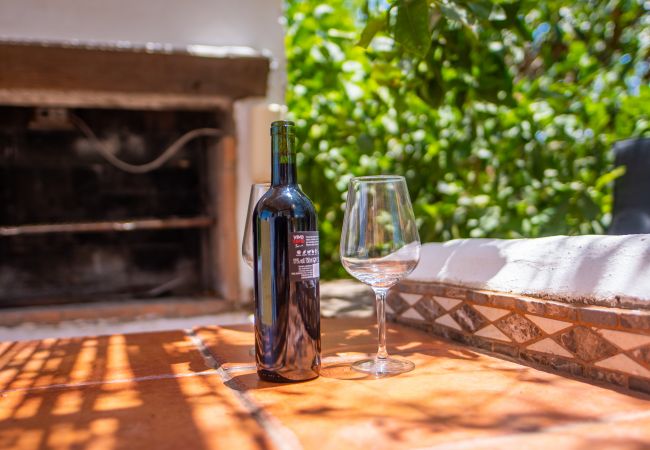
left=0, top=106, right=221, bottom=308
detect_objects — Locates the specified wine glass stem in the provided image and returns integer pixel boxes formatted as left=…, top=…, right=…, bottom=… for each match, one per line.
left=373, top=287, right=389, bottom=360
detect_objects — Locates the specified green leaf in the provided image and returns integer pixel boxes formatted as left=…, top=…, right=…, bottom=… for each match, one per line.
left=465, top=0, right=493, bottom=20
left=438, top=3, right=463, bottom=23
left=357, top=16, right=386, bottom=48
left=595, top=166, right=626, bottom=190
left=501, top=0, right=520, bottom=19
left=394, top=0, right=432, bottom=58
left=418, top=76, right=444, bottom=108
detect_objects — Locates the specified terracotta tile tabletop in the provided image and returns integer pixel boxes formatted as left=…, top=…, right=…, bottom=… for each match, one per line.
left=1, top=318, right=649, bottom=449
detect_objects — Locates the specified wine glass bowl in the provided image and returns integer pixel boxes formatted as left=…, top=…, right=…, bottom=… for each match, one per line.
left=242, top=183, right=271, bottom=268
left=340, top=241, right=420, bottom=288
left=340, top=175, right=421, bottom=375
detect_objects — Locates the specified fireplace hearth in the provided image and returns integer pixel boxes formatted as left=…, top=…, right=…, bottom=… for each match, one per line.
left=0, top=40, right=270, bottom=308
left=1, top=106, right=217, bottom=306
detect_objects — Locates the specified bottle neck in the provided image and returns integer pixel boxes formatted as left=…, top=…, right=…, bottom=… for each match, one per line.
left=271, top=133, right=297, bottom=186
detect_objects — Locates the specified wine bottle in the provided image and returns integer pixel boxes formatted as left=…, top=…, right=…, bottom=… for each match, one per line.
left=252, top=120, right=321, bottom=382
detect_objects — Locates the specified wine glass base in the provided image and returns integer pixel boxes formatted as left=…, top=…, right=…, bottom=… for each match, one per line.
left=351, top=357, right=415, bottom=376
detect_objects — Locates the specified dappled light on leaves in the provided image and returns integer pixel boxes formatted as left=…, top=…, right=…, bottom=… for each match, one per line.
left=287, top=0, right=649, bottom=278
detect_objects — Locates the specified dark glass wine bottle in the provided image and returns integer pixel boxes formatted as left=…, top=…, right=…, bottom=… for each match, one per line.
left=252, top=120, right=321, bottom=382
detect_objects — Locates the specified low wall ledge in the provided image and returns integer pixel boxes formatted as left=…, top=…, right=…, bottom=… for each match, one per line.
left=407, top=234, right=650, bottom=310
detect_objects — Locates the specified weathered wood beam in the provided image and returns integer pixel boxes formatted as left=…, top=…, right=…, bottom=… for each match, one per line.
left=0, top=216, right=214, bottom=236
left=0, top=41, right=270, bottom=104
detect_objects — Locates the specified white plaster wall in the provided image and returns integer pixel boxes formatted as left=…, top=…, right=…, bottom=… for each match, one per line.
left=410, top=234, right=650, bottom=307
left=0, top=0, right=286, bottom=298
left=234, top=101, right=284, bottom=297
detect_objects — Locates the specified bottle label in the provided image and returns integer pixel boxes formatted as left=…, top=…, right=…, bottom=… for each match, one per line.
left=288, top=231, right=320, bottom=282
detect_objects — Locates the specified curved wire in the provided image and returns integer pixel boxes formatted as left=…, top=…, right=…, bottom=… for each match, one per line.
left=70, top=114, right=221, bottom=174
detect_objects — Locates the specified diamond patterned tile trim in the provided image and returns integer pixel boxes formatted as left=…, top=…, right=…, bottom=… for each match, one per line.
left=451, top=304, right=488, bottom=333
left=473, top=305, right=510, bottom=322
left=387, top=292, right=409, bottom=315
left=385, top=282, right=650, bottom=394
left=433, top=296, right=462, bottom=311
left=399, top=293, right=423, bottom=306
left=495, top=314, right=543, bottom=344
left=475, top=325, right=511, bottom=342
left=596, top=354, right=650, bottom=378
left=414, top=297, right=444, bottom=322
left=386, top=303, right=394, bottom=314
left=632, top=346, right=650, bottom=366
left=401, top=307, right=425, bottom=321
left=596, top=329, right=650, bottom=351
left=435, top=314, right=462, bottom=331
left=525, top=315, right=572, bottom=335
left=558, top=326, right=618, bottom=362
left=527, top=338, right=573, bottom=358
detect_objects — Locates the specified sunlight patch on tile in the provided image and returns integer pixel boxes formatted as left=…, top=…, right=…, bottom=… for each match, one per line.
left=52, top=389, right=84, bottom=416
left=13, top=396, right=42, bottom=420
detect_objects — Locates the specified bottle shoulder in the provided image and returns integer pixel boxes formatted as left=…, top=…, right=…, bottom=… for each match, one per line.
left=255, top=185, right=316, bottom=217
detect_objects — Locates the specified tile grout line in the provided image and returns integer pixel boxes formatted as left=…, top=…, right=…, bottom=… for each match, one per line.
left=0, top=371, right=217, bottom=395
left=417, top=409, right=650, bottom=450
left=185, top=329, right=303, bottom=450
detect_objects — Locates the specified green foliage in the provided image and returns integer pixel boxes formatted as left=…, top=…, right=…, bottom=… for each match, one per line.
left=286, top=0, right=650, bottom=278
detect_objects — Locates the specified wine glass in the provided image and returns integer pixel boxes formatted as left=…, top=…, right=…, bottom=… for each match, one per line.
left=340, top=175, right=421, bottom=375
left=242, top=183, right=271, bottom=268
left=242, top=183, right=270, bottom=356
